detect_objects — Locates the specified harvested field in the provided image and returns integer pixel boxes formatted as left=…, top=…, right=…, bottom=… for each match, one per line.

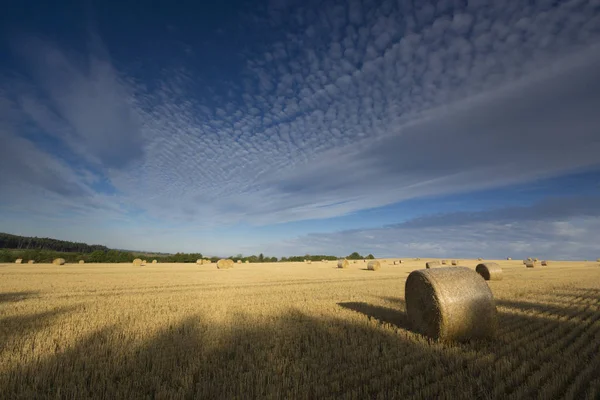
left=1, top=259, right=599, bottom=398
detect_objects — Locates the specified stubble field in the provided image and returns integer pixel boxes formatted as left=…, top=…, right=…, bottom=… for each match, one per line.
left=1, top=259, right=599, bottom=399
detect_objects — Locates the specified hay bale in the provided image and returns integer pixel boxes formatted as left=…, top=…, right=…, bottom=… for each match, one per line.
left=541, top=260, right=548, bottom=266
left=405, top=267, right=497, bottom=341
left=441, top=260, right=447, bottom=265
left=245, top=260, right=249, bottom=264
left=477, top=258, right=483, bottom=261
left=337, top=259, right=349, bottom=269
left=475, top=262, right=503, bottom=281
left=527, top=257, right=533, bottom=261
left=534, top=258, right=539, bottom=262
left=367, top=260, right=381, bottom=271
left=152, top=260, right=158, bottom=264
left=353, top=260, right=357, bottom=264
left=506, top=257, right=512, bottom=260
left=216, top=259, right=234, bottom=269
left=196, top=259, right=203, bottom=265
left=143, top=260, right=147, bottom=264
left=237, top=260, right=242, bottom=264
left=425, top=261, right=441, bottom=269
left=53, top=258, right=65, bottom=266
left=399, top=260, right=404, bottom=264
left=524, top=260, right=536, bottom=268
left=15, top=258, right=22, bottom=264
left=28, top=260, right=34, bottom=264
left=307, top=260, right=312, bottom=264
left=451, top=260, right=458, bottom=266
left=78, top=260, right=85, bottom=264
left=133, top=258, right=143, bottom=266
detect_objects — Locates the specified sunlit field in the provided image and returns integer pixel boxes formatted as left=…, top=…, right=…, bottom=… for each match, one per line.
left=1, top=259, right=599, bottom=399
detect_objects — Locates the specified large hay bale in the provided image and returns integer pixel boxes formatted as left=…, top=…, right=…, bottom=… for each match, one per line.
left=152, top=260, right=158, bottom=264
left=441, top=260, right=447, bottom=265
left=425, top=261, right=441, bottom=269
left=216, top=259, right=234, bottom=269
left=524, top=260, right=536, bottom=268
left=133, top=258, right=143, bottom=266
left=15, top=258, right=22, bottom=264
left=367, top=260, right=380, bottom=271
left=53, top=258, right=65, bottom=266
left=337, top=259, right=349, bottom=269
left=541, top=260, right=548, bottom=266
left=78, top=260, right=85, bottom=264
left=475, top=262, right=503, bottom=281
left=28, top=260, right=34, bottom=264
left=451, top=260, right=458, bottom=266
left=405, top=267, right=497, bottom=341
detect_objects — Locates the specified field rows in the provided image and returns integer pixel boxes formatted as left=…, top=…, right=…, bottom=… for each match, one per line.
left=1, top=260, right=599, bottom=399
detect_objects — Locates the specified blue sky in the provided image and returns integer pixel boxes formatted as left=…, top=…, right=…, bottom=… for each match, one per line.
left=1, top=0, right=599, bottom=259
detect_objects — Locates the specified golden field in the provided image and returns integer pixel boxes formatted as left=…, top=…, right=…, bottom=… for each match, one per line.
left=1, top=259, right=599, bottom=399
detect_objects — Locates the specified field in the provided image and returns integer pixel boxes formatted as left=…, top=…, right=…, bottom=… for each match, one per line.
left=1, top=259, right=600, bottom=399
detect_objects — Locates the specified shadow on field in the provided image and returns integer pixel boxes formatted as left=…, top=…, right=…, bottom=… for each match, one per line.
left=1, top=290, right=599, bottom=399
left=0, top=291, right=39, bottom=303
left=338, top=302, right=410, bottom=330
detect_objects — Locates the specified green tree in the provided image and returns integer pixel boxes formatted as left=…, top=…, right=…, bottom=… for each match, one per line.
left=366, top=254, right=375, bottom=259
left=347, top=252, right=362, bottom=260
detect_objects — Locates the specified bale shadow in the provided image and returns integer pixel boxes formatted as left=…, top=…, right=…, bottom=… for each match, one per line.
left=338, top=302, right=410, bottom=330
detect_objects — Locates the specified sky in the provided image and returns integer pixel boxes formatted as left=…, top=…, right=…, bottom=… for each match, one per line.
left=0, top=0, right=599, bottom=259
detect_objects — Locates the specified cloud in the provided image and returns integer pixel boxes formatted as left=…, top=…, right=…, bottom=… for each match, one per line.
left=269, top=196, right=600, bottom=260
left=2, top=0, right=600, bottom=237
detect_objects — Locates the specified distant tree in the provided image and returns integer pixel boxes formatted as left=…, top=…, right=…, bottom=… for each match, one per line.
left=347, top=252, right=362, bottom=260
left=366, top=254, right=375, bottom=259
left=258, top=253, right=264, bottom=262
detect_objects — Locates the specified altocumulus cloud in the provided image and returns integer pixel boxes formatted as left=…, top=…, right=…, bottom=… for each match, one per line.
left=1, top=0, right=600, bottom=245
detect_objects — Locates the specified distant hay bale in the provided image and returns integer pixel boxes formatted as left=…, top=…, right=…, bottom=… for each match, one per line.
left=441, top=260, right=447, bottom=265
left=527, top=257, right=533, bottom=261
left=475, top=262, right=503, bottom=281
left=196, top=259, right=203, bottom=265
left=143, top=260, right=147, bottom=264
left=303, top=259, right=307, bottom=263
left=367, top=260, right=381, bottom=271
left=152, top=260, right=157, bottom=264
left=133, top=258, right=143, bottom=266
left=237, top=260, right=242, bottom=264
left=307, top=260, right=312, bottom=264
left=541, top=260, right=548, bottom=266
left=28, top=260, right=34, bottom=264
left=524, top=260, right=536, bottom=268
left=399, top=260, right=404, bottom=263
left=78, top=260, right=85, bottom=264
left=425, top=261, right=441, bottom=269
left=216, top=259, right=234, bottom=269
left=15, top=258, right=22, bottom=264
left=337, top=259, right=349, bottom=269
left=451, top=260, right=458, bottom=266
left=477, top=258, right=483, bottom=261
left=53, top=258, right=65, bottom=266
left=245, top=260, right=249, bottom=264
left=203, top=259, right=212, bottom=265
left=393, top=260, right=398, bottom=265
left=353, top=260, right=357, bottom=264
left=507, top=257, right=512, bottom=260
left=405, top=267, right=497, bottom=341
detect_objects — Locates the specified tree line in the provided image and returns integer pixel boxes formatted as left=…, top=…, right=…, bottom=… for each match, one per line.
left=0, top=233, right=375, bottom=264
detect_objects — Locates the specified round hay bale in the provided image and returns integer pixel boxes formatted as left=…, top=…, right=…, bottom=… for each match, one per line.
left=451, top=260, right=458, bottom=266
left=216, top=259, right=234, bottom=269
left=426, top=261, right=441, bottom=269
left=524, top=260, right=536, bottom=268
left=527, top=257, right=533, bottom=261
left=393, top=260, right=398, bottom=265
left=307, top=260, right=312, bottom=264
left=441, top=260, right=447, bottom=265
left=337, top=259, right=349, bottom=269
left=133, top=258, right=143, bottom=266
left=237, top=260, right=242, bottom=264
left=152, top=260, right=158, bottom=264
left=541, top=260, right=548, bottom=266
left=53, top=258, right=65, bottom=266
left=196, top=259, right=203, bottom=265
left=78, top=260, right=85, bottom=264
left=475, top=262, right=503, bottom=281
left=405, top=267, right=497, bottom=341
left=15, top=258, right=23, bottom=264
left=506, top=257, right=512, bottom=260
left=245, top=260, right=249, bottom=264
left=143, top=260, right=147, bottom=264
left=353, top=260, right=357, bottom=264
left=367, top=260, right=380, bottom=271
left=399, top=260, right=404, bottom=264
left=534, top=258, right=539, bottom=262
left=477, top=258, right=483, bottom=261
left=28, top=260, right=35, bottom=264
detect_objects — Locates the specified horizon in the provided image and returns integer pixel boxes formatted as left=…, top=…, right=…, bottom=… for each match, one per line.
left=1, top=0, right=600, bottom=260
